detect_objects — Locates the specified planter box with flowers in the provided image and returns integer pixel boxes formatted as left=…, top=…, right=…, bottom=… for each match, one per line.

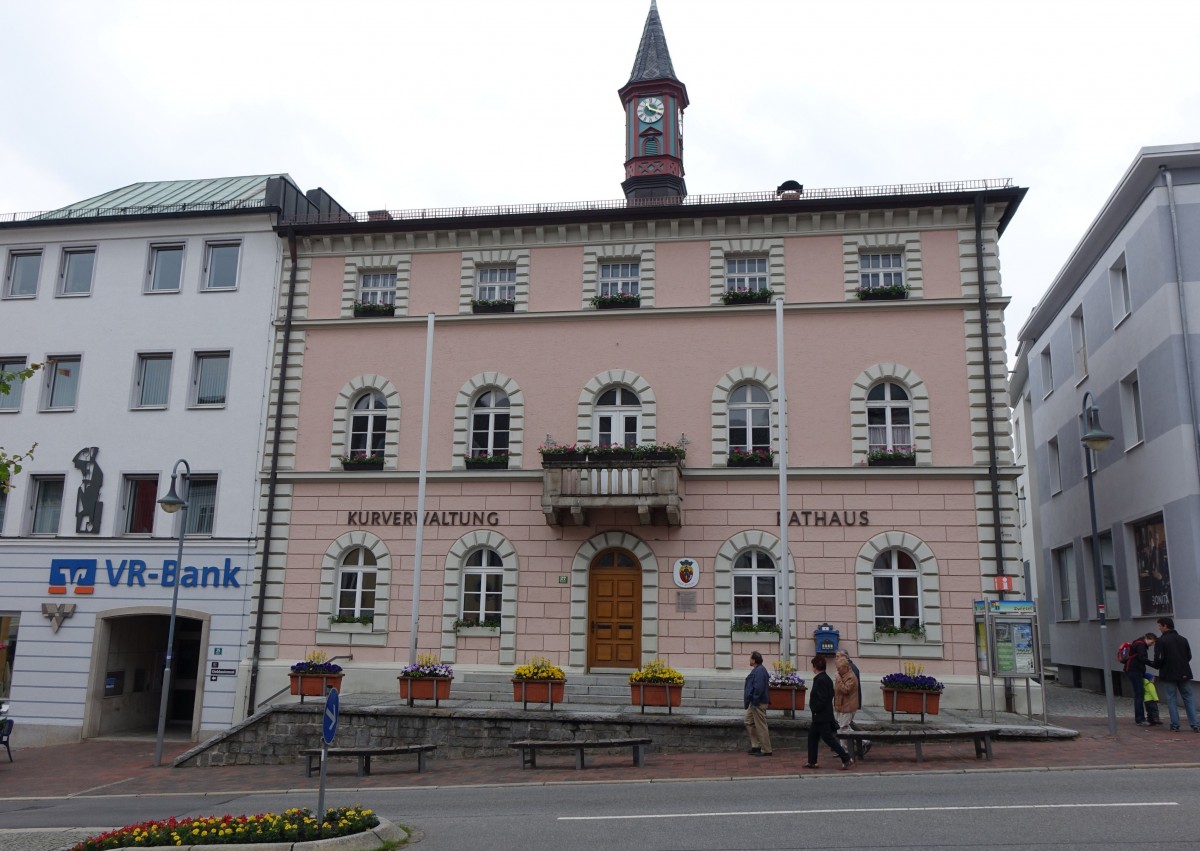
left=767, top=659, right=807, bottom=715
left=728, top=448, right=775, bottom=468
left=464, top=451, right=510, bottom=470
left=629, top=659, right=684, bottom=713
left=538, top=443, right=588, bottom=467
left=397, top=654, right=454, bottom=706
left=867, top=448, right=917, bottom=467
left=471, top=298, right=516, bottom=314
left=855, top=284, right=910, bottom=301
left=352, top=300, right=395, bottom=318
left=340, top=452, right=384, bottom=471
left=731, top=621, right=782, bottom=643
left=880, top=663, right=944, bottom=722
left=512, top=656, right=567, bottom=709
left=721, top=288, right=773, bottom=306
left=590, top=292, right=641, bottom=310
left=289, top=650, right=343, bottom=697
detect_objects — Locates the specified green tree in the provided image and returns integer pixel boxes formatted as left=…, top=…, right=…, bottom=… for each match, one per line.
left=0, top=363, right=41, bottom=494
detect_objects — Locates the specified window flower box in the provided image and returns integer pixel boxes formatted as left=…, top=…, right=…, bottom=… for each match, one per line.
left=855, top=285, right=910, bottom=301
left=727, top=448, right=775, bottom=467
left=471, top=299, right=515, bottom=314
left=721, top=289, right=773, bottom=306
left=539, top=443, right=587, bottom=467
left=590, top=293, right=641, bottom=310
left=352, top=301, right=395, bottom=317
left=464, top=452, right=510, bottom=470
left=340, top=453, right=384, bottom=471
left=867, top=449, right=916, bottom=467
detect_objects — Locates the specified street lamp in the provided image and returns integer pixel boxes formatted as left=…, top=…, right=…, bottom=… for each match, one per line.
left=1080, top=393, right=1118, bottom=737
left=153, top=459, right=190, bottom=767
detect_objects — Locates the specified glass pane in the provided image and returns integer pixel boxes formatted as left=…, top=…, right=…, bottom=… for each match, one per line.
left=898, top=577, right=919, bottom=596
left=185, top=478, right=217, bottom=535
left=10, top=254, right=41, bottom=296
left=139, top=357, right=171, bottom=406
left=151, top=247, right=183, bottom=291
left=126, top=478, right=158, bottom=534
left=196, top=355, right=229, bottom=405
left=49, top=360, right=80, bottom=408
left=63, top=251, right=95, bottom=294
left=0, top=363, right=24, bottom=410
left=206, top=244, right=240, bottom=289
left=484, top=573, right=503, bottom=592
left=33, top=479, right=64, bottom=534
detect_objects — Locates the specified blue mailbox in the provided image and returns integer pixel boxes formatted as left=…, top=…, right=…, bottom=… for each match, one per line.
left=813, top=623, right=840, bottom=655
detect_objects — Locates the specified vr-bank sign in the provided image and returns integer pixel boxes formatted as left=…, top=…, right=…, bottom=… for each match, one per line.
left=48, top=557, right=243, bottom=595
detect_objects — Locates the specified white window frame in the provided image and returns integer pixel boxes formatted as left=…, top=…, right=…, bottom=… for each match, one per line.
left=29, top=475, right=65, bottom=535
left=184, top=475, right=218, bottom=536
left=58, top=247, right=96, bottom=297
left=191, top=351, right=230, bottom=408
left=349, top=391, right=387, bottom=459
left=461, top=547, right=504, bottom=624
left=1048, top=437, right=1062, bottom=495
left=1054, top=545, right=1078, bottom=621
left=592, top=386, right=641, bottom=448
left=728, top=383, right=771, bottom=452
left=5, top=250, right=42, bottom=298
left=121, top=474, right=159, bottom=535
left=337, top=546, right=378, bottom=619
left=133, top=353, right=173, bottom=409
left=146, top=243, right=185, bottom=293
left=724, top=256, right=768, bottom=293
left=470, top=390, right=510, bottom=457
left=732, top=548, right=777, bottom=627
left=599, top=262, right=640, bottom=297
left=1071, top=308, right=1088, bottom=382
left=866, top=382, right=913, bottom=452
left=1110, top=255, right=1131, bottom=326
left=202, top=241, right=241, bottom=290
left=358, top=272, right=397, bottom=306
left=872, top=548, right=921, bottom=630
left=475, top=267, right=516, bottom=302
left=859, top=252, right=904, bottom=290
left=41, top=356, right=82, bottom=411
left=0, top=358, right=28, bottom=412
left=1040, top=348, right=1054, bottom=398
left=1122, top=371, right=1145, bottom=449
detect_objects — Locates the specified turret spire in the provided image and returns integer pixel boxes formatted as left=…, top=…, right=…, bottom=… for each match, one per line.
left=627, top=0, right=679, bottom=85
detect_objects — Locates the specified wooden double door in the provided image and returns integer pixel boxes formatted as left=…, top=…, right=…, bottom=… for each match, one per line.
left=587, top=548, right=642, bottom=669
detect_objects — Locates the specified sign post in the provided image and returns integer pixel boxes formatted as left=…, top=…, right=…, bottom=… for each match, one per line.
left=317, top=687, right=339, bottom=816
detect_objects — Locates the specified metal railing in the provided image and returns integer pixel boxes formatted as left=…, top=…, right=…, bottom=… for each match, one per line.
left=0, top=199, right=270, bottom=224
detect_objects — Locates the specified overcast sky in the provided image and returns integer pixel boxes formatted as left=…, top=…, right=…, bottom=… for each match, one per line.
left=4, top=0, right=1198, bottom=362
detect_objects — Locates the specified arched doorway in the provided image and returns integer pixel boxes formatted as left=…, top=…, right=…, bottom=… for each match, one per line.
left=587, top=548, right=642, bottom=668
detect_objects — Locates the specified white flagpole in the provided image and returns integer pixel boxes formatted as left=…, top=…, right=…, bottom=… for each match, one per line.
left=408, top=313, right=436, bottom=665
left=775, top=297, right=792, bottom=662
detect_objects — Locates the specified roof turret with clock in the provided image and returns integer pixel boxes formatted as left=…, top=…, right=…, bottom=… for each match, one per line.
left=619, top=1, right=688, bottom=201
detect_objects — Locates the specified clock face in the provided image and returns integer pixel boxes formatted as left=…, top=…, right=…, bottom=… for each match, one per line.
left=636, top=97, right=665, bottom=123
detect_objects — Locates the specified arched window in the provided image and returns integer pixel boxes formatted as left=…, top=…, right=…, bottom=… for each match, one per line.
left=461, top=547, right=504, bottom=625
left=733, top=548, right=777, bottom=627
left=350, top=391, right=387, bottom=459
left=729, top=383, right=771, bottom=452
left=593, top=386, right=641, bottom=448
left=338, top=546, right=377, bottom=619
left=867, top=382, right=912, bottom=452
left=873, top=549, right=920, bottom=630
left=470, top=390, right=510, bottom=457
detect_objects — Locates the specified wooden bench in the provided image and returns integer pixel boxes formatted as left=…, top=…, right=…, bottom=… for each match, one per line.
left=839, top=728, right=1000, bottom=763
left=509, top=737, right=652, bottom=770
left=300, top=743, right=436, bottom=777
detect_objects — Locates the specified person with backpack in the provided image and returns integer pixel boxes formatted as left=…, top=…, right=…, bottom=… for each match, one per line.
left=1120, top=633, right=1157, bottom=726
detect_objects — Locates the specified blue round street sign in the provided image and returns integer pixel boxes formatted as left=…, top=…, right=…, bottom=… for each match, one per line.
left=323, top=687, right=339, bottom=744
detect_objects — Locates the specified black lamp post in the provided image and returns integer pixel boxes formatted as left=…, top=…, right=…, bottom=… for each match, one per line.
left=1080, top=393, right=1118, bottom=736
left=154, top=459, right=190, bottom=766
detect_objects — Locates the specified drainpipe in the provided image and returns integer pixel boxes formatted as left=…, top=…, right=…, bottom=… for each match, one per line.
left=1161, top=166, right=1200, bottom=474
left=975, top=194, right=1014, bottom=713
left=246, top=228, right=299, bottom=715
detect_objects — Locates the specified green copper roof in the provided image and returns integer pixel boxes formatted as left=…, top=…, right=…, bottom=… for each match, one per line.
left=627, top=0, right=678, bottom=84
left=52, top=174, right=293, bottom=214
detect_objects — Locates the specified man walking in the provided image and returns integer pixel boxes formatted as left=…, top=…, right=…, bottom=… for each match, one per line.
left=1124, top=632, right=1156, bottom=726
left=805, top=655, right=853, bottom=770
left=744, top=651, right=772, bottom=756
left=1148, top=616, right=1199, bottom=732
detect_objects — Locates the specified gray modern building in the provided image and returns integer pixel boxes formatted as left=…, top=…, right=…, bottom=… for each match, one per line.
left=1015, top=143, right=1200, bottom=695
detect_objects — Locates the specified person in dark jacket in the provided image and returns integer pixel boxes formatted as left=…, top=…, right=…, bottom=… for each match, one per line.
left=1148, top=616, right=1199, bottom=732
left=805, top=655, right=853, bottom=770
left=743, top=651, right=772, bottom=756
left=1125, top=633, right=1156, bottom=726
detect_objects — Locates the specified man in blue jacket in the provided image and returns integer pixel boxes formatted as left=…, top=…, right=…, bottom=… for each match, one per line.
left=744, top=651, right=772, bottom=756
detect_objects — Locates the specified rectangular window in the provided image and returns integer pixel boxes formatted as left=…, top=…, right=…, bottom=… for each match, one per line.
left=358, top=272, right=397, bottom=305
left=859, top=252, right=904, bottom=289
left=462, top=571, right=503, bottom=623
left=43, top=357, right=81, bottom=410
left=0, top=489, right=7, bottom=535
left=1071, top=308, right=1087, bottom=380
left=6, top=250, right=42, bottom=297
left=59, top=248, right=96, bottom=296
left=1048, top=437, right=1061, bottom=494
left=475, top=267, right=516, bottom=301
left=134, top=354, right=172, bottom=408
left=725, top=256, right=768, bottom=292
left=192, top=352, right=229, bottom=407
left=123, top=475, right=159, bottom=534
left=1098, top=532, right=1119, bottom=620
left=1018, top=486, right=1027, bottom=526
left=1054, top=545, right=1078, bottom=620
left=599, top=262, right=639, bottom=297
left=1013, top=416, right=1023, bottom=459
left=184, top=475, right=217, bottom=535
left=30, top=476, right=65, bottom=534
left=1122, top=372, right=1145, bottom=448
left=1133, top=514, right=1171, bottom=615
left=1110, top=255, right=1131, bottom=325
left=1040, top=348, right=1053, bottom=398
left=147, top=244, right=184, bottom=292
left=0, top=359, right=28, bottom=411
left=203, top=242, right=240, bottom=290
